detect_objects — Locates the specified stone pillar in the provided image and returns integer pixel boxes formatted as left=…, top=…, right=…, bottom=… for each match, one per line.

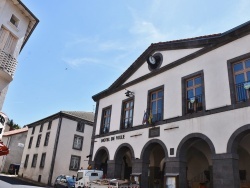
left=212, top=153, right=240, bottom=188
left=107, top=160, right=116, bottom=178
left=132, top=159, right=149, bottom=188
left=165, top=157, right=187, bottom=188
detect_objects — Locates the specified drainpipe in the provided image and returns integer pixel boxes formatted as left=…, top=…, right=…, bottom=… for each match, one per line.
left=48, top=115, right=62, bottom=185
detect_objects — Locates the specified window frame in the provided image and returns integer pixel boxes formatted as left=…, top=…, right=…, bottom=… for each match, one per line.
left=24, top=154, right=29, bottom=168
left=44, top=132, right=50, bottom=146
left=120, top=97, right=134, bottom=130
left=28, top=136, right=33, bottom=149
left=76, top=121, right=85, bottom=132
left=227, top=52, right=250, bottom=104
left=182, top=70, right=206, bottom=115
left=72, top=135, right=83, bottom=150
left=147, top=85, right=164, bottom=124
left=69, top=155, right=81, bottom=171
left=31, top=154, right=38, bottom=168
left=100, top=105, right=112, bottom=135
left=32, top=127, right=35, bottom=134
left=40, top=153, right=46, bottom=168
left=48, top=121, right=52, bottom=130
left=39, top=124, right=44, bottom=132
left=36, top=134, right=42, bottom=148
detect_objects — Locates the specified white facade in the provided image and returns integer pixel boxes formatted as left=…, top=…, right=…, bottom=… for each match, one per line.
left=0, top=127, right=28, bottom=173
left=0, top=0, right=38, bottom=109
left=18, top=111, right=94, bottom=186
left=91, top=21, right=250, bottom=188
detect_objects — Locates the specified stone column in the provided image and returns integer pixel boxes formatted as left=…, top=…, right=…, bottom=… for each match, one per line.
left=165, top=157, right=187, bottom=188
left=107, top=160, right=116, bottom=178
left=212, top=153, right=240, bottom=188
left=132, top=159, right=149, bottom=188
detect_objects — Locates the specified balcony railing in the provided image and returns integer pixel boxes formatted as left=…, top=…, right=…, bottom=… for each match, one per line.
left=186, top=94, right=203, bottom=113
left=235, top=81, right=250, bottom=102
left=0, top=49, right=17, bottom=77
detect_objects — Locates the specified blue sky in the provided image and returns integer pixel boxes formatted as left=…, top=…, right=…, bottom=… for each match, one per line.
left=3, top=0, right=250, bottom=126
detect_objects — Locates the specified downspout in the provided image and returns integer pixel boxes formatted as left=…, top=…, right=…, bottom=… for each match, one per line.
left=48, top=114, right=63, bottom=185
left=88, top=101, right=99, bottom=166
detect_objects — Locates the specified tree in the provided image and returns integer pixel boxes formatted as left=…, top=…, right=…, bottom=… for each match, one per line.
left=8, top=119, right=20, bottom=130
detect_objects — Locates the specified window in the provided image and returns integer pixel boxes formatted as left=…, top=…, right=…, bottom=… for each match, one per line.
left=100, top=106, right=111, bottom=134
left=148, top=86, right=164, bottom=124
left=73, top=135, right=83, bottom=150
left=48, top=121, right=52, bottom=130
left=232, top=59, right=250, bottom=102
left=10, top=15, right=19, bottom=27
left=69, top=155, right=81, bottom=171
left=40, top=153, right=46, bottom=168
left=182, top=71, right=205, bottom=114
left=28, top=137, right=33, bottom=149
left=76, top=121, right=85, bottom=132
left=44, top=132, right=50, bottom=146
left=24, top=155, right=29, bottom=168
left=0, top=128, right=2, bottom=134
left=31, top=154, right=38, bottom=167
left=36, top=135, right=42, bottom=147
left=32, top=126, right=35, bottom=134
left=121, top=99, right=134, bottom=129
left=39, top=124, right=43, bottom=132
left=0, top=27, right=17, bottom=55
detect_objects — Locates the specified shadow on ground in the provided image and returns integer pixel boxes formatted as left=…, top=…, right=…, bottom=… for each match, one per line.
left=0, top=174, right=42, bottom=186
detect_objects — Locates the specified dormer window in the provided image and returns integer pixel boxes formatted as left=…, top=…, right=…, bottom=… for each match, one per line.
left=10, top=15, right=19, bottom=27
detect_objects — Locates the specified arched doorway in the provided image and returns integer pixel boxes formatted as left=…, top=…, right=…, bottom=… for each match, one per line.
left=140, top=139, right=168, bottom=188
left=227, top=124, right=250, bottom=188
left=177, top=133, right=215, bottom=188
left=114, top=144, right=134, bottom=180
left=94, top=147, right=109, bottom=178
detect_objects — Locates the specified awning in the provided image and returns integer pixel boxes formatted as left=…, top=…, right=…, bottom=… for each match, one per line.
left=0, top=142, right=9, bottom=156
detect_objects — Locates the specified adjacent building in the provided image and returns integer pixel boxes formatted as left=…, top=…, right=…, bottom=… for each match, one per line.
left=19, top=111, right=94, bottom=186
left=0, top=127, right=28, bottom=173
left=91, top=21, right=250, bottom=188
left=0, top=0, right=39, bottom=110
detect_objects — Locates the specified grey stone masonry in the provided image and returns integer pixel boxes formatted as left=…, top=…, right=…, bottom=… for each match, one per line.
left=212, top=153, right=240, bottom=188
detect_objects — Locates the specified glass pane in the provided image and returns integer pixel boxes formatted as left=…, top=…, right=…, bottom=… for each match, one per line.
left=187, top=80, right=193, bottom=88
left=235, top=73, right=245, bottom=84
left=130, top=101, right=133, bottom=107
left=126, top=102, right=129, bottom=108
left=158, top=90, right=163, bottom=98
left=151, top=101, right=156, bottom=114
left=125, top=111, right=129, bottom=118
left=245, top=59, right=250, bottom=68
left=129, top=109, right=133, bottom=117
left=195, top=87, right=202, bottom=96
left=233, top=62, right=243, bottom=72
left=151, top=93, right=156, bottom=100
left=187, top=90, right=194, bottom=98
left=247, top=71, right=250, bottom=81
left=194, top=77, right=201, bottom=85
left=157, top=100, right=162, bottom=113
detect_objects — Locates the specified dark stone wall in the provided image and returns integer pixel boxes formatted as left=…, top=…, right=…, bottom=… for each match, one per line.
left=212, top=154, right=240, bottom=188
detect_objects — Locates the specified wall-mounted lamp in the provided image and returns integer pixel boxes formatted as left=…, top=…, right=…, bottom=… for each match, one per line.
left=125, top=89, right=134, bottom=97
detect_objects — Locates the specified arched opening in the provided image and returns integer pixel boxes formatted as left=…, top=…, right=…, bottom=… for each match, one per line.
left=177, top=134, right=215, bottom=188
left=227, top=125, right=250, bottom=188
left=114, top=144, right=134, bottom=180
left=94, top=147, right=109, bottom=178
left=140, top=139, right=167, bottom=188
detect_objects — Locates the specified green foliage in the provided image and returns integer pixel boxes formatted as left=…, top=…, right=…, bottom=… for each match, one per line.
left=8, top=119, right=20, bottom=130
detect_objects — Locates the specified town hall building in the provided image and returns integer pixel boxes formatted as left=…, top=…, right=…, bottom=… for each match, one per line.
left=90, top=21, right=250, bottom=188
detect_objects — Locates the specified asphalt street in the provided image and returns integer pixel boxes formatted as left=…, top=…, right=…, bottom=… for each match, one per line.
left=0, top=174, right=46, bottom=188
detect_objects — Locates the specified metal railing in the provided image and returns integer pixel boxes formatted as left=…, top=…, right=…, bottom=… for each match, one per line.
left=235, top=81, right=250, bottom=102
left=186, top=94, right=203, bottom=113
left=0, top=49, right=17, bottom=77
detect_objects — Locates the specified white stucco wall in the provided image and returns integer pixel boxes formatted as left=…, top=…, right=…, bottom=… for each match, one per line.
left=0, top=0, right=30, bottom=58
left=53, top=117, right=93, bottom=182
left=19, top=119, right=58, bottom=184
left=93, top=34, right=250, bottom=160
